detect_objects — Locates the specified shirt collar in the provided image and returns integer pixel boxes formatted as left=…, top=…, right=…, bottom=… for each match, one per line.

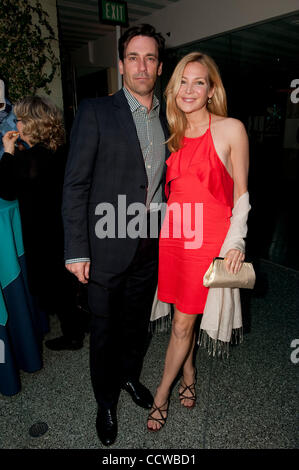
left=123, top=87, right=160, bottom=114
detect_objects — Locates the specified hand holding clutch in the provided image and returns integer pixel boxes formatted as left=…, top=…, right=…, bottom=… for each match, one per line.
left=203, top=257, right=256, bottom=289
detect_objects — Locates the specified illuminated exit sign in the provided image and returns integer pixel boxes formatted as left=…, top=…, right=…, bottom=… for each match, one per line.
left=99, top=0, right=128, bottom=26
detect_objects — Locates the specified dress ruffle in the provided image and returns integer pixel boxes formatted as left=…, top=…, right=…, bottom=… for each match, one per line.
left=165, top=150, right=181, bottom=199
left=165, top=133, right=234, bottom=213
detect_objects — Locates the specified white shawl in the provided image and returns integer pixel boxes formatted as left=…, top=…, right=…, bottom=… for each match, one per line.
left=199, top=191, right=251, bottom=357
left=150, top=192, right=251, bottom=357
left=149, top=288, right=171, bottom=332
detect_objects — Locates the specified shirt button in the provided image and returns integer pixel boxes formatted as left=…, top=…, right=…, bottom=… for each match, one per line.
left=147, top=165, right=151, bottom=169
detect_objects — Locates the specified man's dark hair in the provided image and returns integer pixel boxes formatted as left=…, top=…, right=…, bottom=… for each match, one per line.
left=118, top=24, right=165, bottom=63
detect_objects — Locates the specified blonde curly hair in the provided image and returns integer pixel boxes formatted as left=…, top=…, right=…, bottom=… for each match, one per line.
left=14, top=96, right=65, bottom=151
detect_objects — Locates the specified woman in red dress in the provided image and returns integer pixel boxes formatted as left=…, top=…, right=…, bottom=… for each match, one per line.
left=147, top=52, right=249, bottom=431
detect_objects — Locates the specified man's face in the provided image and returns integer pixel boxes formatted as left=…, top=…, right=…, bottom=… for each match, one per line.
left=119, top=35, right=162, bottom=98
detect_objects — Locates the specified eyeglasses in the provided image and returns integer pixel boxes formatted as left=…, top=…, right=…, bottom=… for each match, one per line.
left=13, top=118, right=22, bottom=123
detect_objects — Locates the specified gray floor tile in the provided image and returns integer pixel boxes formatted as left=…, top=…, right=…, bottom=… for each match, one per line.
left=0, top=260, right=298, bottom=450
left=203, top=261, right=299, bottom=449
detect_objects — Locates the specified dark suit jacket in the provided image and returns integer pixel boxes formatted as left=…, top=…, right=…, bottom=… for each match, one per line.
left=62, top=89, right=169, bottom=283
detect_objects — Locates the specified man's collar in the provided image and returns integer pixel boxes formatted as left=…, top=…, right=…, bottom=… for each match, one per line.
left=123, top=87, right=159, bottom=113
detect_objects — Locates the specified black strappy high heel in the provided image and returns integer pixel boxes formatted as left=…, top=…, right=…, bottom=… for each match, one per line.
left=179, top=368, right=197, bottom=408
left=147, top=400, right=169, bottom=432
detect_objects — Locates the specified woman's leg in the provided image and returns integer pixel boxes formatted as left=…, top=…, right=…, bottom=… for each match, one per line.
left=179, top=331, right=197, bottom=407
left=147, top=307, right=198, bottom=430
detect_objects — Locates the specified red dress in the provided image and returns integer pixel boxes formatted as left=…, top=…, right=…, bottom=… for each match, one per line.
left=158, top=115, right=234, bottom=314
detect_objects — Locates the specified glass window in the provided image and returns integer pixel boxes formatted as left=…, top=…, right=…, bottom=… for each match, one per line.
left=162, top=13, right=299, bottom=270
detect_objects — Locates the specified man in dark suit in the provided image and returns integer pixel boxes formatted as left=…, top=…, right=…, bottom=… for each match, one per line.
left=62, top=24, right=168, bottom=446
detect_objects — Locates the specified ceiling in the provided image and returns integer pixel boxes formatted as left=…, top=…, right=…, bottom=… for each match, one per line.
left=57, top=0, right=181, bottom=53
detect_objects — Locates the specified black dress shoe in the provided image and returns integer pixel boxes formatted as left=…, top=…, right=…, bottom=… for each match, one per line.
left=122, top=380, right=153, bottom=409
left=96, top=406, right=118, bottom=446
left=45, top=336, right=83, bottom=351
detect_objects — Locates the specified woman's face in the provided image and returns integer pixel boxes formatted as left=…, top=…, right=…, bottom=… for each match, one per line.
left=175, top=61, right=213, bottom=115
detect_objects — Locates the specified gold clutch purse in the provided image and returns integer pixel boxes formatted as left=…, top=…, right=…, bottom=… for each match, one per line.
left=203, top=257, right=256, bottom=289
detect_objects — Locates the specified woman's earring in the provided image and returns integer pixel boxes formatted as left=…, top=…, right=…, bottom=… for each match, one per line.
left=208, top=98, right=212, bottom=104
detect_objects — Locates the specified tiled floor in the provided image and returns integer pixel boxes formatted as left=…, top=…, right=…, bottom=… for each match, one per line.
left=0, top=259, right=298, bottom=452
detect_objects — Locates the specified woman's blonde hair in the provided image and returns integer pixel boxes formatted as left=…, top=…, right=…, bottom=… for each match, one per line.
left=165, top=52, right=227, bottom=152
left=14, top=96, right=65, bottom=151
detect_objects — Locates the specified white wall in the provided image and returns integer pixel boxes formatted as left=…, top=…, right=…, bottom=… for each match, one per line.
left=136, top=0, right=299, bottom=48
left=71, top=0, right=299, bottom=71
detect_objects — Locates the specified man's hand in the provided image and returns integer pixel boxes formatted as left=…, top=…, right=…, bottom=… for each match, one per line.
left=224, top=249, right=245, bottom=274
left=65, top=261, right=90, bottom=284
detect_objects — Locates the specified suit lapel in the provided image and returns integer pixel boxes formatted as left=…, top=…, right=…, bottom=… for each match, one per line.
left=159, top=113, right=170, bottom=160
left=159, top=114, right=168, bottom=142
left=112, top=89, right=148, bottom=183
left=112, top=90, right=142, bottom=156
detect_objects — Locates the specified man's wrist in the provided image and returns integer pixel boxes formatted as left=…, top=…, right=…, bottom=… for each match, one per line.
left=65, top=258, right=90, bottom=264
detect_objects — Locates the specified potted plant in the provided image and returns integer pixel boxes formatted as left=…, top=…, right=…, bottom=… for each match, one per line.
left=0, top=0, right=60, bottom=102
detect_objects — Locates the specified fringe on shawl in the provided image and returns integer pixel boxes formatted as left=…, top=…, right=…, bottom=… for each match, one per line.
left=199, top=327, right=243, bottom=359
left=149, top=312, right=172, bottom=334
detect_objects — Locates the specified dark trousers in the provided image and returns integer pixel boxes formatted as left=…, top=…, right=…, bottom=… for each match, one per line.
left=88, top=236, right=159, bottom=408
left=55, top=271, right=88, bottom=341
left=26, top=253, right=87, bottom=342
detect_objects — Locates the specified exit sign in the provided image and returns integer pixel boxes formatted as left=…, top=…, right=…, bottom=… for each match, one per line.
left=99, top=0, right=128, bottom=27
